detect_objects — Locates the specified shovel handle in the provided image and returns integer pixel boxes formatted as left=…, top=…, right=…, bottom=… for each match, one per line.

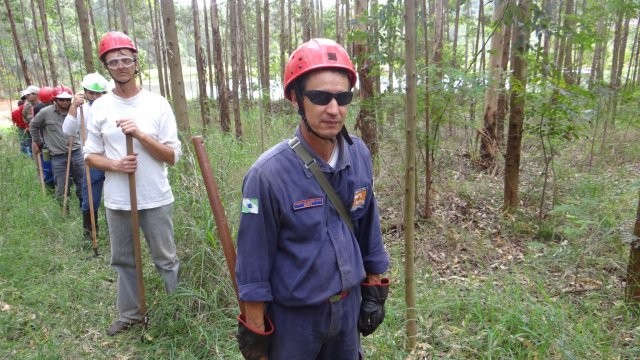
left=191, top=136, right=245, bottom=315
left=127, top=135, right=147, bottom=317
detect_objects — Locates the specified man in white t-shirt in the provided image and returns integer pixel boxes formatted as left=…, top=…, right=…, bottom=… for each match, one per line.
left=83, top=31, right=182, bottom=336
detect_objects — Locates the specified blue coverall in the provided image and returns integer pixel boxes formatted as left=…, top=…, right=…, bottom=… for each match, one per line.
left=236, top=126, right=389, bottom=359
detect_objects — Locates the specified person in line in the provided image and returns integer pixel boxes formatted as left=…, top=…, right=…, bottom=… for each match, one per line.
left=63, top=73, right=109, bottom=241
left=33, top=86, right=56, bottom=190
left=20, top=85, right=40, bottom=157
left=30, top=85, right=84, bottom=207
left=235, top=38, right=390, bottom=359
left=11, top=98, right=27, bottom=153
left=83, top=31, right=182, bottom=336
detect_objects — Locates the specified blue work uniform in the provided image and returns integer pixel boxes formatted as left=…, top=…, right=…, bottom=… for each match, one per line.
left=236, top=126, right=389, bottom=359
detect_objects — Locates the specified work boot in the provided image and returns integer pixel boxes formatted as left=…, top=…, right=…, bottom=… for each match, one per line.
left=82, top=210, right=92, bottom=241
left=106, top=320, right=137, bottom=336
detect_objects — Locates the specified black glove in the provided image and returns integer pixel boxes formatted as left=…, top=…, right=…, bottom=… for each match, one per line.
left=236, top=313, right=274, bottom=360
left=358, top=277, right=390, bottom=336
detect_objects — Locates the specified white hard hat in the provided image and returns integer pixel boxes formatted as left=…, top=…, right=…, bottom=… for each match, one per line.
left=81, top=73, right=109, bottom=92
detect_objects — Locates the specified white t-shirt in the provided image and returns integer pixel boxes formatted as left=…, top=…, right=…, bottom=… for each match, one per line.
left=83, top=89, right=182, bottom=210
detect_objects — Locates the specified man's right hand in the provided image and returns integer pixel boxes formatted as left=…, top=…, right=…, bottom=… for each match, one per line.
left=31, top=142, right=41, bottom=155
left=236, top=313, right=273, bottom=360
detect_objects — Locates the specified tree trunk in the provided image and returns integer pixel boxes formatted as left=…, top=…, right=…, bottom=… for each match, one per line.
left=561, top=0, right=575, bottom=85
left=38, top=0, right=58, bottom=85
left=210, top=0, right=231, bottom=132
left=148, top=0, right=165, bottom=97
left=354, top=0, right=378, bottom=157
left=202, top=0, right=215, bottom=100
left=262, top=0, right=270, bottom=104
left=88, top=0, right=99, bottom=59
left=404, top=0, right=418, bottom=353
left=229, top=0, right=243, bottom=139
left=255, top=0, right=266, bottom=102
left=157, top=0, right=171, bottom=99
left=75, top=0, right=95, bottom=73
left=421, top=0, right=432, bottom=219
left=192, top=0, right=210, bottom=127
left=479, top=0, right=509, bottom=171
left=118, top=0, right=129, bottom=34
left=503, top=0, right=531, bottom=212
left=279, top=0, right=286, bottom=85
left=497, top=21, right=512, bottom=149
left=624, top=193, right=640, bottom=304
left=54, top=0, right=75, bottom=91
left=160, top=0, right=190, bottom=131
left=18, top=1, right=41, bottom=85
left=301, top=0, right=312, bottom=41
left=4, top=0, right=32, bottom=85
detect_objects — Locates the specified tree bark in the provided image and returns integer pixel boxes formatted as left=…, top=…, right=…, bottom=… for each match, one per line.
left=160, top=0, right=190, bottom=131
left=354, top=0, right=378, bottom=157
left=192, top=0, right=210, bottom=127
left=75, top=0, right=95, bottom=73
left=479, top=0, right=509, bottom=170
left=38, top=0, right=58, bottom=85
left=301, top=0, right=312, bottom=41
left=54, top=0, right=75, bottom=91
left=229, top=0, right=243, bottom=139
left=118, top=0, right=128, bottom=34
left=503, top=0, right=531, bottom=212
left=210, top=0, right=231, bottom=132
left=4, top=0, right=32, bottom=85
left=404, top=0, right=418, bottom=352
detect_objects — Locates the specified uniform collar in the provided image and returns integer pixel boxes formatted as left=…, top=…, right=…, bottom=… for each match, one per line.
left=293, top=126, right=351, bottom=174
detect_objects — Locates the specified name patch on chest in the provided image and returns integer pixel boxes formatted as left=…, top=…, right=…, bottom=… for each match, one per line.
left=351, top=187, right=368, bottom=211
left=292, top=197, right=324, bottom=211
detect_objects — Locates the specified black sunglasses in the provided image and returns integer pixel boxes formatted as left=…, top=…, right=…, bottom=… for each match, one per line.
left=303, top=90, right=353, bottom=106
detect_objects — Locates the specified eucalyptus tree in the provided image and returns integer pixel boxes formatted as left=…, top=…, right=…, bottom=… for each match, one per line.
left=75, top=0, right=95, bottom=73
left=37, top=0, right=58, bottom=85
left=161, top=0, right=190, bottom=131
left=504, top=0, right=532, bottom=212
left=3, top=0, right=31, bottom=85
left=192, top=0, right=210, bottom=127
left=404, top=0, right=418, bottom=352
left=210, top=0, right=230, bottom=132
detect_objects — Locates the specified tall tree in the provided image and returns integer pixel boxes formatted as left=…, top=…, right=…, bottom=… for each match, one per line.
left=192, top=0, right=210, bottom=127
left=75, top=0, right=95, bottom=73
left=404, top=0, right=418, bottom=352
left=229, top=0, right=243, bottom=139
left=4, top=0, right=32, bottom=85
left=118, top=0, right=128, bottom=33
left=504, top=0, right=531, bottom=212
left=148, top=0, right=165, bottom=97
left=479, top=0, right=509, bottom=170
left=37, top=0, right=58, bottom=85
left=202, top=0, right=215, bottom=99
left=160, top=0, right=190, bottom=131
left=354, top=0, right=379, bottom=156
left=54, top=0, right=75, bottom=90
left=301, top=0, right=312, bottom=41
left=210, top=0, right=231, bottom=132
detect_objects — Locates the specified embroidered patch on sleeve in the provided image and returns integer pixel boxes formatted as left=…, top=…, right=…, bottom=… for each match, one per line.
left=351, top=187, right=367, bottom=211
left=292, top=197, right=324, bottom=211
left=241, top=198, right=259, bottom=214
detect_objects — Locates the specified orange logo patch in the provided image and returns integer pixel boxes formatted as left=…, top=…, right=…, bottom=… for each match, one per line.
left=351, top=187, right=367, bottom=211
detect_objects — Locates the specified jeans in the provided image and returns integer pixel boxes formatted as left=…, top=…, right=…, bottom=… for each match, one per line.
left=17, top=128, right=32, bottom=157
left=81, top=167, right=105, bottom=212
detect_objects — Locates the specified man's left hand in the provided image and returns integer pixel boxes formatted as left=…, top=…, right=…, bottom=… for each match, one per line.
left=358, top=277, right=390, bottom=336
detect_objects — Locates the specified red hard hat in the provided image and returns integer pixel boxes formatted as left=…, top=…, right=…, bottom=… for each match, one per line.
left=283, top=38, right=357, bottom=100
left=38, top=86, right=54, bottom=103
left=52, top=85, right=73, bottom=99
left=98, top=31, right=137, bottom=61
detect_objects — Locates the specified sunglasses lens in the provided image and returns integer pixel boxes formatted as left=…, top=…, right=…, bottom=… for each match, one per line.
left=304, top=91, right=353, bottom=106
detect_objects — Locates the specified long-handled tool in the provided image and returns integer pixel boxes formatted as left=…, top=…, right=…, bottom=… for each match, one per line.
left=191, top=136, right=245, bottom=315
left=126, top=134, right=148, bottom=327
left=35, top=148, right=46, bottom=194
left=79, top=106, right=99, bottom=256
left=62, top=137, right=73, bottom=214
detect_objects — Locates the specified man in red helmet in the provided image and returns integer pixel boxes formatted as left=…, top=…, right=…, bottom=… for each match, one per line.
left=235, top=39, right=390, bottom=359
left=83, top=31, right=182, bottom=336
left=19, top=85, right=39, bottom=157
left=30, top=85, right=84, bottom=206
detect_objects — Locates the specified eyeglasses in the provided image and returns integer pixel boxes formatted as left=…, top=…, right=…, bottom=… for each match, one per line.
left=303, top=90, right=353, bottom=106
left=85, top=90, right=103, bottom=96
left=55, top=98, right=72, bottom=102
left=106, top=57, right=136, bottom=69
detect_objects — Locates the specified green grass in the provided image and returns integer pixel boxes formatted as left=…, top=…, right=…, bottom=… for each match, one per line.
left=1, top=103, right=640, bottom=359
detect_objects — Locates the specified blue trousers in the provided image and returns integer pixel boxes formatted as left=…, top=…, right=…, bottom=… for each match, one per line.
left=267, top=286, right=362, bottom=359
left=18, top=128, right=32, bottom=157
left=40, top=155, right=55, bottom=186
left=81, top=167, right=105, bottom=211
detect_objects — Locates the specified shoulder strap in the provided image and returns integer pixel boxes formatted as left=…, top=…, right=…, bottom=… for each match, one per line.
left=288, top=137, right=355, bottom=234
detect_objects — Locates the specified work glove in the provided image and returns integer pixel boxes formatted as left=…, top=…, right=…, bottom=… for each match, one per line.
left=236, top=313, right=274, bottom=360
left=358, top=277, right=390, bottom=336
